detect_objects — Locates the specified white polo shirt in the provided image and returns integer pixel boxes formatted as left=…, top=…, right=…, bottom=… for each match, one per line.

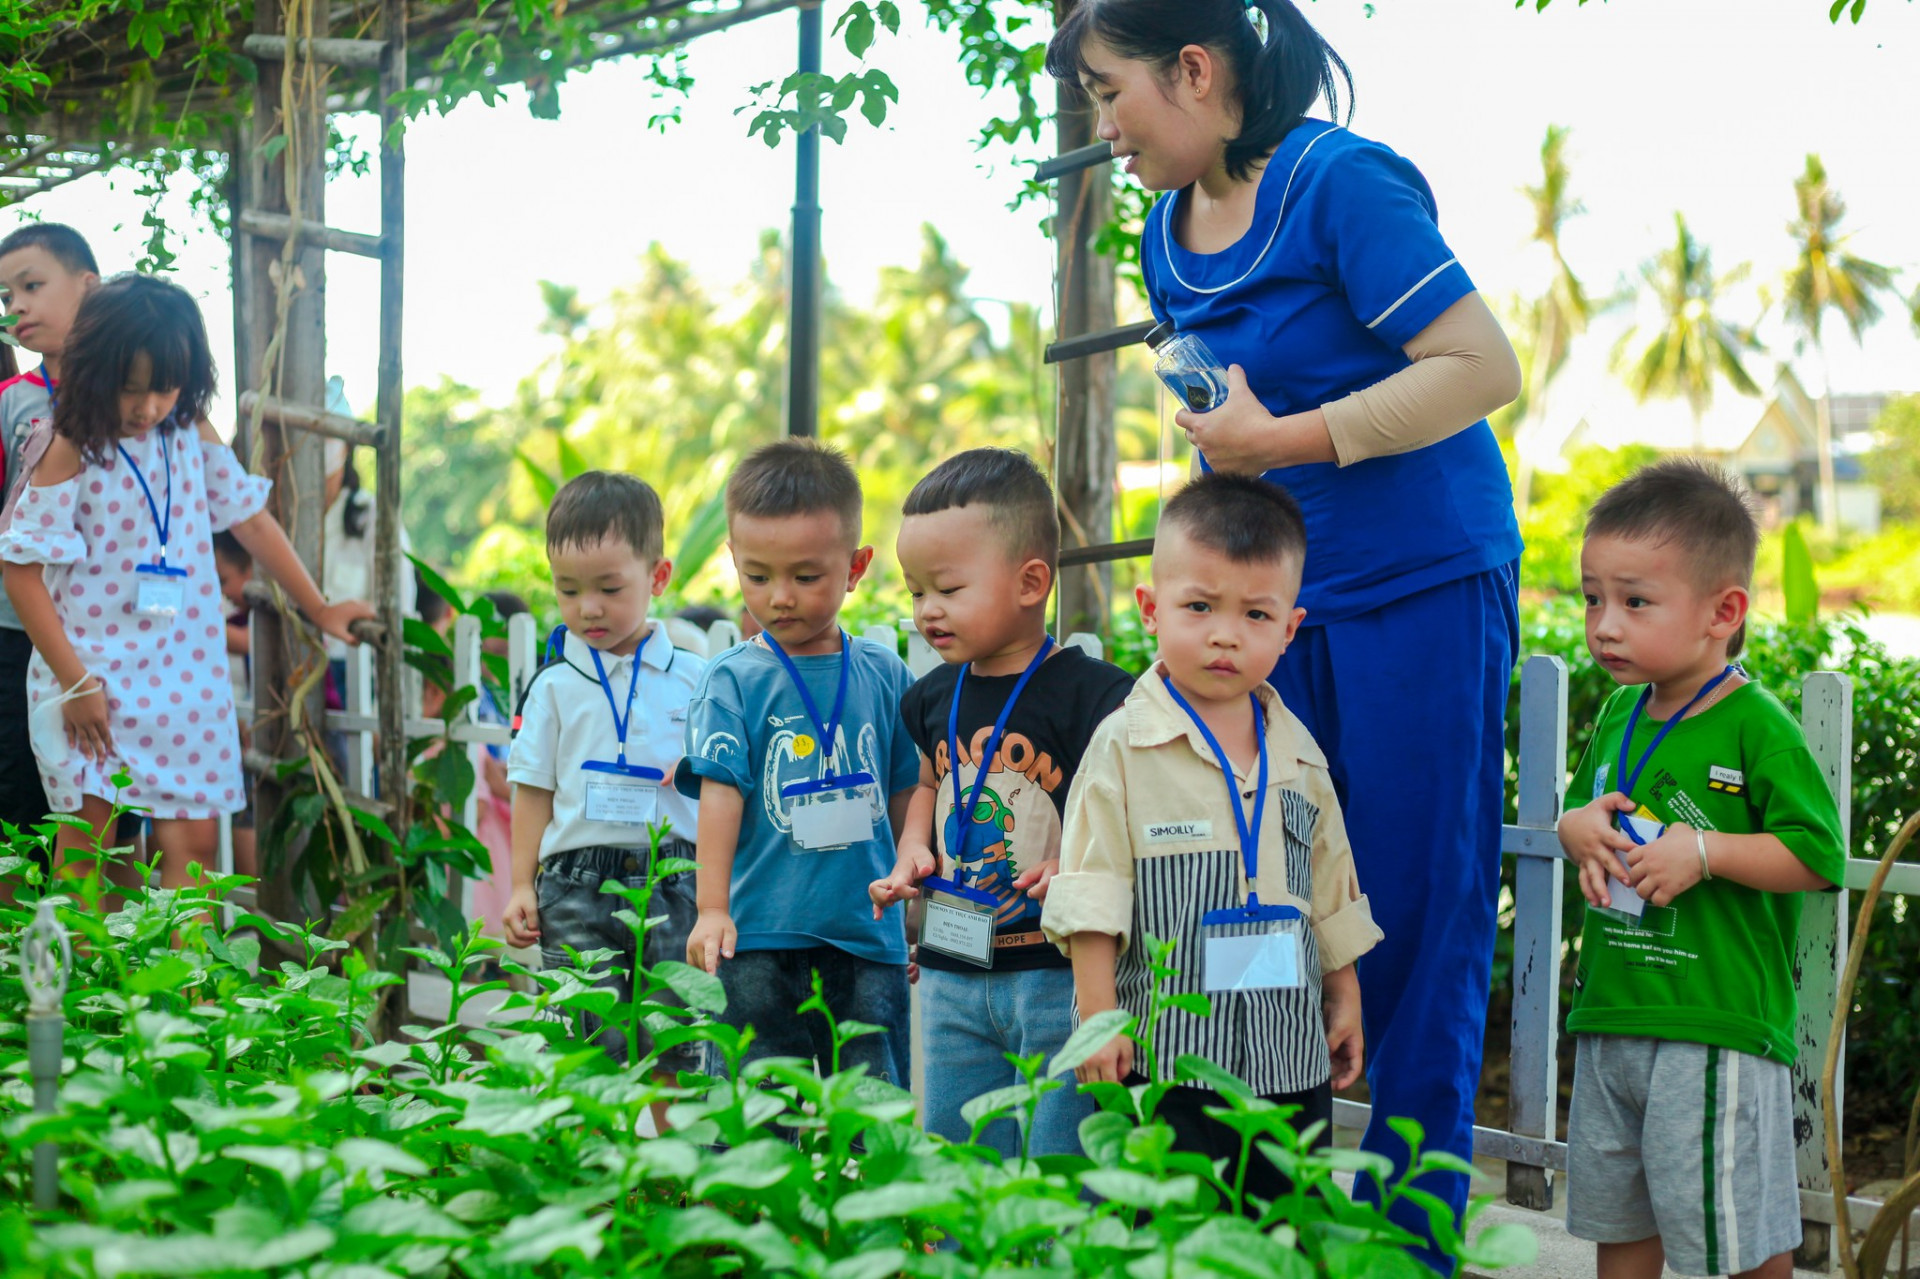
left=507, top=619, right=705, bottom=859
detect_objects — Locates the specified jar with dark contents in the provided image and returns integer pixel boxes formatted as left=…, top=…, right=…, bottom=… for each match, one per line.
left=1145, top=322, right=1230, bottom=413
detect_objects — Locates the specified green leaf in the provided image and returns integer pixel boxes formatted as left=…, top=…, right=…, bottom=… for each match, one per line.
left=960, top=1083, right=1030, bottom=1129
left=555, top=433, right=590, bottom=480
left=329, top=889, right=392, bottom=943
left=1078, top=1110, right=1133, bottom=1165
left=1461, top=1221, right=1539, bottom=1269
left=833, top=1180, right=955, bottom=1221
left=1783, top=519, right=1819, bottom=624
left=127, top=955, right=195, bottom=996
left=339, top=1196, right=467, bottom=1243
left=406, top=552, right=468, bottom=616
left=1079, top=1168, right=1201, bottom=1210
left=514, top=448, right=560, bottom=505
left=1048, top=1008, right=1133, bottom=1077
left=1163, top=991, right=1212, bottom=1017
left=651, top=959, right=727, bottom=1013
left=670, top=491, right=730, bottom=591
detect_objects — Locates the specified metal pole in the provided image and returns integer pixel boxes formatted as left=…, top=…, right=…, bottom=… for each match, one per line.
left=22, top=900, right=72, bottom=1211
left=786, top=1, right=822, bottom=438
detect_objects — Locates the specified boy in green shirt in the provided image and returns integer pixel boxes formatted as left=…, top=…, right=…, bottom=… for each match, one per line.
left=1557, top=459, right=1845, bottom=1279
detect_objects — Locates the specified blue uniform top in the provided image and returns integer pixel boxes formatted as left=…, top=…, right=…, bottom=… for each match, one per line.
left=1141, top=122, right=1522, bottom=625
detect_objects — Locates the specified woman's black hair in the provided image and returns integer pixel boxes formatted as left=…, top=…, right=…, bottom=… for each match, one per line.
left=53, top=274, right=215, bottom=464
left=338, top=451, right=371, bottom=539
left=1, top=340, right=17, bottom=380
left=1044, top=0, right=1353, bottom=183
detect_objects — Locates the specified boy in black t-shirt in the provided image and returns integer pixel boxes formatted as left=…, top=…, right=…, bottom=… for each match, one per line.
left=870, top=448, right=1133, bottom=1158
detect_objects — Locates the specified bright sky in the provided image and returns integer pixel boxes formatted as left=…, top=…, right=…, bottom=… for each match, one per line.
left=12, top=0, right=1920, bottom=422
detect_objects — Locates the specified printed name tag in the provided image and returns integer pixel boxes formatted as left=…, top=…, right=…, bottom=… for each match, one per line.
left=585, top=778, right=657, bottom=825
left=1199, top=902, right=1304, bottom=993
left=784, top=772, right=877, bottom=851
left=134, top=564, right=188, bottom=617
left=918, top=875, right=997, bottom=968
left=1144, top=820, right=1213, bottom=844
left=1204, top=930, right=1302, bottom=992
left=1598, top=810, right=1663, bottom=924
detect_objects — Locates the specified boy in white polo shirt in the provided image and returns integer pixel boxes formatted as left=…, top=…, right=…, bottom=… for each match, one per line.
left=504, top=471, right=706, bottom=1132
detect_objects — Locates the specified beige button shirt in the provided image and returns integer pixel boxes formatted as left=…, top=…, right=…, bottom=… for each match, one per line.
left=1042, top=662, right=1383, bottom=1093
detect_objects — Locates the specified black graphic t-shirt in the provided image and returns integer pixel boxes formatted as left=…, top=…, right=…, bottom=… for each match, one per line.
left=899, top=645, right=1135, bottom=972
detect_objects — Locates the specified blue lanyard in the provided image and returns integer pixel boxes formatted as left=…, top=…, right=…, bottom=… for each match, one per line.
left=1614, top=665, right=1735, bottom=845
left=34, top=365, right=55, bottom=408
left=1162, top=675, right=1271, bottom=907
left=947, top=637, right=1053, bottom=870
left=116, top=434, right=173, bottom=565
left=764, top=629, right=852, bottom=779
left=587, top=633, right=650, bottom=767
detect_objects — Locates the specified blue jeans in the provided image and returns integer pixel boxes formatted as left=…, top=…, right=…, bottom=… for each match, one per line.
left=920, top=965, right=1092, bottom=1158
left=718, top=946, right=910, bottom=1087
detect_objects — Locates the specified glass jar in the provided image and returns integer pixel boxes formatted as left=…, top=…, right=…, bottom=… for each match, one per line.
left=1145, top=322, right=1230, bottom=413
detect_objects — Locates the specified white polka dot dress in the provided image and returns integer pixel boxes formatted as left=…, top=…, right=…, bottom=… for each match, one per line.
left=0, top=428, right=271, bottom=818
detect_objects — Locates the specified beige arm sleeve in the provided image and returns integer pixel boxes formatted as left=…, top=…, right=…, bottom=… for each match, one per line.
left=1319, top=292, right=1523, bottom=468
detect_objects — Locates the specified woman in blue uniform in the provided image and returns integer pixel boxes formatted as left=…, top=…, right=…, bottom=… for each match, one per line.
left=1048, top=0, right=1523, bottom=1266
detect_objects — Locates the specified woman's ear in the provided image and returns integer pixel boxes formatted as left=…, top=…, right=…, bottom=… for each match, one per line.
left=1175, top=43, right=1218, bottom=102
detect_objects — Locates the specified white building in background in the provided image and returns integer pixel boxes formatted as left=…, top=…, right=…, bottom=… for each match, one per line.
left=1514, top=338, right=1889, bottom=534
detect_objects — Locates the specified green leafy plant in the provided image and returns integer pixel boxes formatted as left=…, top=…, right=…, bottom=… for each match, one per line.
left=0, top=822, right=1538, bottom=1277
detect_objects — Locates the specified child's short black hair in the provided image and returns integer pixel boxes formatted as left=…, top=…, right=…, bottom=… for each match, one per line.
left=903, top=447, right=1060, bottom=570
left=212, top=529, right=251, bottom=567
left=416, top=569, right=452, bottom=628
left=1160, top=473, right=1308, bottom=574
left=726, top=438, right=863, bottom=542
left=0, top=222, right=100, bottom=276
left=1586, top=458, right=1760, bottom=657
left=56, top=274, right=216, bottom=464
left=481, top=589, right=530, bottom=620
left=546, top=470, right=665, bottom=563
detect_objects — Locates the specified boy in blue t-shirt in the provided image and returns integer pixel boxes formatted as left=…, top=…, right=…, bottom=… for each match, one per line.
left=678, top=440, right=920, bottom=1085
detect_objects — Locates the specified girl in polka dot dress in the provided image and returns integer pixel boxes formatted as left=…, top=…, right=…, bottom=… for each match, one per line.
left=1, top=275, right=373, bottom=888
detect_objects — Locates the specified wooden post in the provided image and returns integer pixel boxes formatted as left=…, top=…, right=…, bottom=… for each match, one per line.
left=1051, top=0, right=1116, bottom=637
left=240, top=0, right=330, bottom=924
left=373, top=0, right=410, bottom=855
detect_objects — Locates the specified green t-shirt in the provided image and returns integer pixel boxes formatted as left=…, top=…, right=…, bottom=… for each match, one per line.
left=1566, top=680, right=1847, bottom=1064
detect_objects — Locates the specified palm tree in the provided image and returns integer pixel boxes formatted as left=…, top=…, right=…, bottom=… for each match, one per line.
left=1615, top=213, right=1761, bottom=449
left=1783, top=154, right=1899, bottom=533
left=1513, top=124, right=1592, bottom=513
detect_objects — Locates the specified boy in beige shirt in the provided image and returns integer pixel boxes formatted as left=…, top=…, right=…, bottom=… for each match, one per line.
left=1042, top=473, right=1382, bottom=1211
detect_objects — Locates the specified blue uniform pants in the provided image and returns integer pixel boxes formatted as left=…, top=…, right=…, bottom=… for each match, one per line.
left=1269, top=561, right=1519, bottom=1273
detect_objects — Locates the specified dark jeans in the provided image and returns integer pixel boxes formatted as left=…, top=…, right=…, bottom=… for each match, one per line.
left=718, top=946, right=910, bottom=1088
left=0, top=628, right=51, bottom=834
left=1144, top=1076, right=1333, bottom=1217
left=537, top=841, right=704, bottom=1075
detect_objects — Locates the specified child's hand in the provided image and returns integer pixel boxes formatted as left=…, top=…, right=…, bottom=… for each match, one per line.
left=503, top=884, right=540, bottom=948
left=62, top=678, right=115, bottom=765
left=313, top=599, right=378, bottom=645
left=1012, top=857, right=1062, bottom=901
left=1625, top=822, right=1704, bottom=907
left=1323, top=965, right=1364, bottom=1090
left=869, top=844, right=935, bottom=919
left=688, top=908, right=736, bottom=975
left=1558, top=793, right=1638, bottom=909
left=1076, top=1031, right=1135, bottom=1085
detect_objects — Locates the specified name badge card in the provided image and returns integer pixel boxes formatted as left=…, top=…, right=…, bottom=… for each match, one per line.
left=1199, top=902, right=1304, bottom=993
left=784, top=771, right=876, bottom=851
left=582, top=760, right=663, bottom=825
left=134, top=563, right=188, bottom=617
left=1599, top=811, right=1663, bottom=924
left=918, top=875, right=998, bottom=968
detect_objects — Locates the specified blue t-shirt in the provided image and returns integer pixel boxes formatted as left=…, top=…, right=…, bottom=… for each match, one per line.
left=1141, top=122, right=1523, bottom=625
left=675, top=635, right=920, bottom=964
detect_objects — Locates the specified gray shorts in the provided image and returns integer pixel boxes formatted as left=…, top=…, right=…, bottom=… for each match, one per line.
left=536, top=841, right=704, bottom=1077
left=1567, top=1034, right=1800, bottom=1276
